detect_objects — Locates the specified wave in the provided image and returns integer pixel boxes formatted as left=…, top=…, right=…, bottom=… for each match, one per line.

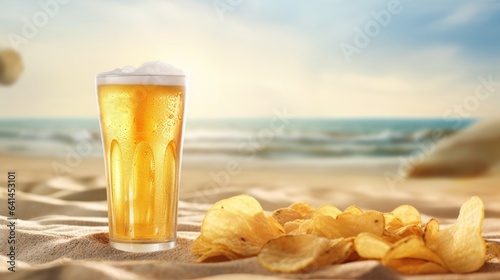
left=0, top=118, right=470, bottom=159
left=184, top=142, right=420, bottom=159
left=0, top=127, right=103, bottom=157
left=184, top=127, right=456, bottom=145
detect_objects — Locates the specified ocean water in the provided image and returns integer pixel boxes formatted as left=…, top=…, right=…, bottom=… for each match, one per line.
left=0, top=118, right=475, bottom=166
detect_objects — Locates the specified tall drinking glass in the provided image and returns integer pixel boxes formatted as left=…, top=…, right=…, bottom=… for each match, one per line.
left=96, top=63, right=186, bottom=252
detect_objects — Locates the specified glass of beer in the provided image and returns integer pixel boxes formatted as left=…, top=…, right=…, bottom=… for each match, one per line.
left=95, top=62, right=187, bottom=252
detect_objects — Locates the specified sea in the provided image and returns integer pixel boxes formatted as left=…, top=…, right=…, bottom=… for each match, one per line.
left=0, top=118, right=475, bottom=168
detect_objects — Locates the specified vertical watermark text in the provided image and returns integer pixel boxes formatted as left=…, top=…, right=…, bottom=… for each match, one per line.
left=6, top=171, right=17, bottom=272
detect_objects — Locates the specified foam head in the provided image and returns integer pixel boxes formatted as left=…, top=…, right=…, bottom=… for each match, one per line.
left=96, top=61, right=185, bottom=85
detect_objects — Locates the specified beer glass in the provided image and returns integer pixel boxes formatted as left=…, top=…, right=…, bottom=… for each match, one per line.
left=96, top=64, right=186, bottom=252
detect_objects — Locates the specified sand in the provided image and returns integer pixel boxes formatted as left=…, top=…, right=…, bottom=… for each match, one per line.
left=0, top=154, right=500, bottom=279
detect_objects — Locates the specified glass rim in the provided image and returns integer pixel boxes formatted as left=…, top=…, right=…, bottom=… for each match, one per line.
left=95, top=73, right=186, bottom=78
left=96, top=74, right=187, bottom=86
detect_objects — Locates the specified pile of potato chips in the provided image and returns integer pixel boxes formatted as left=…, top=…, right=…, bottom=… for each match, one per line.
left=191, top=195, right=486, bottom=274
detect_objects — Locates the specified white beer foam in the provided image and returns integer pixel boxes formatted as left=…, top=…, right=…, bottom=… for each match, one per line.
left=96, top=61, right=185, bottom=85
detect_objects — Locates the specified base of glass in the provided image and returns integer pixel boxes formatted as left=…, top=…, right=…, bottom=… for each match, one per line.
left=110, top=240, right=176, bottom=253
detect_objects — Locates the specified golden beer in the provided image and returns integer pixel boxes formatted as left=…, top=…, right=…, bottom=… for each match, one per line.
left=96, top=70, right=186, bottom=252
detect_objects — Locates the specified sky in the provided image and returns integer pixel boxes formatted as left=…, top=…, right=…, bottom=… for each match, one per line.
left=0, top=0, right=499, bottom=119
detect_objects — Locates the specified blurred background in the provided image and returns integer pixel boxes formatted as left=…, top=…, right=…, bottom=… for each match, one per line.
left=0, top=0, right=499, bottom=182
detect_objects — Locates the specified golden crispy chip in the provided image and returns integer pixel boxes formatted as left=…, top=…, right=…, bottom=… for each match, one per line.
left=194, top=209, right=264, bottom=257
left=344, top=205, right=364, bottom=215
left=258, top=234, right=352, bottom=273
left=283, top=219, right=302, bottom=234
left=192, top=195, right=487, bottom=275
left=266, top=213, right=286, bottom=236
left=310, top=214, right=334, bottom=237
left=354, top=232, right=391, bottom=259
left=432, top=196, right=486, bottom=273
left=289, top=202, right=315, bottom=218
left=383, top=236, right=447, bottom=266
left=382, top=229, right=402, bottom=243
left=313, top=210, right=385, bottom=239
left=313, top=205, right=342, bottom=219
left=286, top=219, right=314, bottom=235
left=296, top=219, right=314, bottom=234
left=212, top=195, right=284, bottom=236
left=391, top=205, right=421, bottom=227
left=342, top=236, right=359, bottom=262
left=423, top=218, right=439, bottom=248
left=192, top=195, right=283, bottom=261
left=273, top=208, right=303, bottom=226
left=394, top=224, right=424, bottom=238
left=385, top=259, right=448, bottom=274
left=382, top=235, right=448, bottom=274
left=383, top=213, right=404, bottom=232
left=212, top=195, right=268, bottom=221
left=191, top=238, right=243, bottom=262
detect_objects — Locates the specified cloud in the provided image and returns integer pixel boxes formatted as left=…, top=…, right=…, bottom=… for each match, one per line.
left=433, top=1, right=500, bottom=30
left=1, top=0, right=499, bottom=118
left=435, top=3, right=485, bottom=29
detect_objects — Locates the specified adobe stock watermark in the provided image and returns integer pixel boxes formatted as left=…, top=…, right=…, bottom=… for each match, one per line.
left=384, top=74, right=500, bottom=190
left=339, top=0, right=407, bottom=63
left=7, top=0, right=72, bottom=50
left=212, top=0, right=244, bottom=21
left=192, top=107, right=294, bottom=204
left=52, top=130, right=98, bottom=180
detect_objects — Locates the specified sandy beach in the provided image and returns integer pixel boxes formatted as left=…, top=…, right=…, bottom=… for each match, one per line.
left=3, top=153, right=500, bottom=216
left=1, top=150, right=499, bottom=279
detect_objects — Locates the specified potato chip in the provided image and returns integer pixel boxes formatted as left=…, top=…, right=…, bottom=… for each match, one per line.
left=266, top=213, right=286, bottom=236
left=212, top=195, right=284, bottom=236
left=383, top=213, right=404, bottom=232
left=391, top=205, right=421, bottom=227
left=384, top=236, right=447, bottom=266
left=192, top=195, right=487, bottom=275
left=285, top=219, right=314, bottom=235
left=313, top=205, right=342, bottom=219
left=258, top=234, right=352, bottom=273
left=272, top=207, right=303, bottom=226
left=212, top=195, right=270, bottom=223
left=382, top=235, right=448, bottom=274
left=283, top=219, right=302, bottom=234
left=393, top=224, right=424, bottom=238
left=295, top=219, right=314, bottom=235
left=431, top=196, right=486, bottom=273
left=354, top=232, right=391, bottom=259
left=191, top=238, right=243, bottom=262
left=313, top=210, right=385, bottom=239
left=344, top=205, right=364, bottom=215
left=192, top=195, right=283, bottom=261
left=382, top=229, right=402, bottom=243
left=289, top=201, right=315, bottom=217
left=193, top=209, right=263, bottom=258
left=423, top=218, right=439, bottom=248
left=385, top=259, right=448, bottom=274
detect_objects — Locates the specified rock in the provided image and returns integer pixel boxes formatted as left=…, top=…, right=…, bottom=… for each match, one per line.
left=408, top=118, right=500, bottom=177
